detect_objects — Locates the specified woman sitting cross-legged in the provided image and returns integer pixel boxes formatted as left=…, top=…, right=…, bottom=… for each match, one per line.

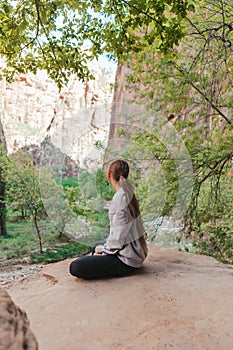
left=69, top=159, right=148, bottom=280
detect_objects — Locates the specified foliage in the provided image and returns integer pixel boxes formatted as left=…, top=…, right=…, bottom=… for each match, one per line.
left=0, top=0, right=196, bottom=87
left=6, top=161, right=111, bottom=248
left=4, top=151, right=46, bottom=253
left=30, top=242, right=90, bottom=264
left=40, top=168, right=81, bottom=238
left=0, top=220, right=90, bottom=263
left=191, top=173, right=233, bottom=264
left=61, top=177, right=79, bottom=188
left=121, top=0, right=233, bottom=263
left=63, top=173, right=110, bottom=241
left=127, top=0, right=233, bottom=124
left=0, top=221, right=41, bottom=259
left=0, top=168, right=112, bottom=263
left=95, top=169, right=114, bottom=200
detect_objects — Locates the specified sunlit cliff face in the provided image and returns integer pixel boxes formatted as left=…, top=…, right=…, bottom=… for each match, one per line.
left=0, top=59, right=116, bottom=171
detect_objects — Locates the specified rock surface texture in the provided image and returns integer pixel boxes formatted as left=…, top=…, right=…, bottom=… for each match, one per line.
left=3, top=245, right=233, bottom=350
left=0, top=288, right=38, bottom=350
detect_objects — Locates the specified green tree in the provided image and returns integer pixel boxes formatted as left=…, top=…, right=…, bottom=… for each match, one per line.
left=0, top=0, right=196, bottom=235
left=5, top=151, right=46, bottom=253
left=40, top=169, right=83, bottom=238
left=0, top=0, right=196, bottom=88
left=121, top=0, right=233, bottom=262
left=96, top=169, right=114, bottom=200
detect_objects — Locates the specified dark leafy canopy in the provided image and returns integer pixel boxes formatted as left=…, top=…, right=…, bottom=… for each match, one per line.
left=0, top=0, right=195, bottom=87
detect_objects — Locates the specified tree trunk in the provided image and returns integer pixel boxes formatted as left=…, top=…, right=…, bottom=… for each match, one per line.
left=32, top=208, right=43, bottom=254
left=0, top=118, right=7, bottom=237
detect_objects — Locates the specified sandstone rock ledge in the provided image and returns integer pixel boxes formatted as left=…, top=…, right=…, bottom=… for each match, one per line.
left=3, top=246, right=233, bottom=350
left=0, top=288, right=38, bottom=350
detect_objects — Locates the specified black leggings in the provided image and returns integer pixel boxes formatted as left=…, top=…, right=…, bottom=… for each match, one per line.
left=69, top=241, right=137, bottom=279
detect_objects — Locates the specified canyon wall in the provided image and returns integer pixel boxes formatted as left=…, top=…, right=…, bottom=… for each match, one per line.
left=0, top=60, right=116, bottom=171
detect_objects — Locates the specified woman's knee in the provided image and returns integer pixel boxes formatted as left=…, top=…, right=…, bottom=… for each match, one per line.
left=69, top=257, right=91, bottom=278
left=69, top=259, right=82, bottom=277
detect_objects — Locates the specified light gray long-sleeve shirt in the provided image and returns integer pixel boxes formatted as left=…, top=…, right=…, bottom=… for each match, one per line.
left=97, top=187, right=148, bottom=268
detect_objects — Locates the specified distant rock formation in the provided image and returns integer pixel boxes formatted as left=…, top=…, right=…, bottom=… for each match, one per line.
left=21, top=137, right=79, bottom=178
left=0, top=60, right=116, bottom=172
left=105, top=62, right=156, bottom=165
left=109, top=62, right=138, bottom=140
left=0, top=287, right=38, bottom=350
